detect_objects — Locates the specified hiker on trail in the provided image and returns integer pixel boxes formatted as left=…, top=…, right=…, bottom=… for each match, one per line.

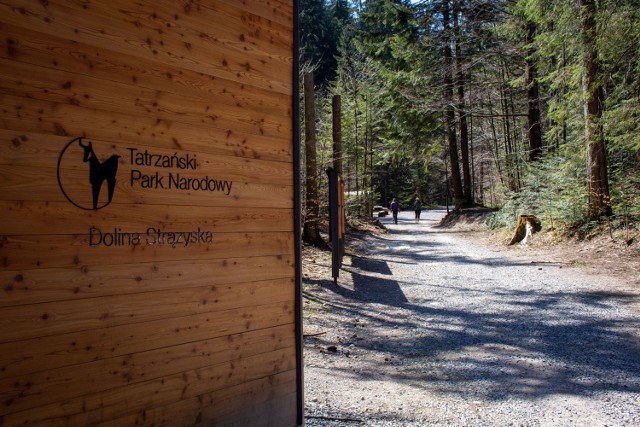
left=390, top=198, right=399, bottom=224
left=413, top=197, right=422, bottom=223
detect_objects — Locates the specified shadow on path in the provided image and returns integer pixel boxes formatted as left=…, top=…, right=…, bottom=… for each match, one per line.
left=305, top=209, right=640, bottom=401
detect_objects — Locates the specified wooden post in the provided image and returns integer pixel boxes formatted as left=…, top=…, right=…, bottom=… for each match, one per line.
left=332, top=95, right=346, bottom=258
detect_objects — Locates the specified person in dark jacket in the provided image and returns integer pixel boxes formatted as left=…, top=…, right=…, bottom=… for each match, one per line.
left=390, top=198, right=399, bottom=224
left=413, top=197, right=422, bottom=223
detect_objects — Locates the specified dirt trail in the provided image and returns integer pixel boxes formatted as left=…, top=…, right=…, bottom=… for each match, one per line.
left=303, top=208, right=640, bottom=426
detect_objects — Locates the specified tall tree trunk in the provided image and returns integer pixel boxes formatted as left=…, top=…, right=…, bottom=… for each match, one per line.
left=332, top=94, right=343, bottom=175
left=481, top=72, right=505, bottom=188
left=353, top=86, right=359, bottom=205
left=526, top=21, right=543, bottom=161
left=500, top=64, right=517, bottom=192
left=509, top=89, right=522, bottom=190
left=454, top=0, right=472, bottom=206
left=364, top=94, right=372, bottom=217
left=470, top=113, right=475, bottom=203
left=480, top=157, right=485, bottom=206
left=443, top=0, right=463, bottom=206
left=302, top=72, right=324, bottom=246
left=580, top=0, right=612, bottom=219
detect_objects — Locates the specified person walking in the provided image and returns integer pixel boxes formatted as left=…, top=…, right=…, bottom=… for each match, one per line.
left=413, top=197, right=422, bottom=223
left=390, top=198, right=399, bottom=224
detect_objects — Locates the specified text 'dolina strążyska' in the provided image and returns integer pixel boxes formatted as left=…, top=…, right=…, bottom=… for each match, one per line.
left=89, top=226, right=213, bottom=248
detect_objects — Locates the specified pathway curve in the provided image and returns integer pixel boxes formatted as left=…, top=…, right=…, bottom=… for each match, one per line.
left=303, top=208, right=640, bottom=426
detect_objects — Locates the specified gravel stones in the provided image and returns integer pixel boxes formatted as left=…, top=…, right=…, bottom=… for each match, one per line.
left=303, top=209, right=640, bottom=426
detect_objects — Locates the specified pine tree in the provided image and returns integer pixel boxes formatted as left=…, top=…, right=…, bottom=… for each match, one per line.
left=580, top=0, right=612, bottom=219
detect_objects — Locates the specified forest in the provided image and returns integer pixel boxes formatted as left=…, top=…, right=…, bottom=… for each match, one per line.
left=299, top=0, right=640, bottom=243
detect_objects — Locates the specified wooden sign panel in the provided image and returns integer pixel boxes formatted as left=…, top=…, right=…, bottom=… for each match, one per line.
left=0, top=1, right=301, bottom=425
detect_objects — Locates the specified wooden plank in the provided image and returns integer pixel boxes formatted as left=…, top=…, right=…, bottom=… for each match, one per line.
left=0, top=58, right=292, bottom=139
left=0, top=230, right=294, bottom=270
left=53, top=0, right=295, bottom=70
left=0, top=326, right=295, bottom=416
left=0, top=0, right=298, bottom=423
left=65, top=0, right=293, bottom=58
left=0, top=277, right=294, bottom=344
left=0, top=0, right=293, bottom=94
left=100, top=371, right=297, bottom=427
left=215, top=0, right=294, bottom=28
left=0, top=253, right=294, bottom=307
left=5, top=371, right=295, bottom=427
left=0, top=130, right=293, bottom=187
left=0, top=93, right=293, bottom=163
left=0, top=201, right=292, bottom=236
left=0, top=22, right=291, bottom=117
left=2, top=350, right=296, bottom=426
left=0, top=301, right=293, bottom=380
left=0, top=165, right=293, bottom=209
left=212, top=391, right=298, bottom=427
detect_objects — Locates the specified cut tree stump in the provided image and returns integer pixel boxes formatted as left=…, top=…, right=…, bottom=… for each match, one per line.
left=509, top=215, right=542, bottom=245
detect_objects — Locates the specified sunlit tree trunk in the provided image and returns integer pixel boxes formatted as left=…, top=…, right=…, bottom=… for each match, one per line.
left=454, top=0, right=472, bottom=206
left=526, top=20, right=543, bottom=161
left=332, top=94, right=343, bottom=175
left=580, top=0, right=612, bottom=219
left=443, top=0, right=464, bottom=206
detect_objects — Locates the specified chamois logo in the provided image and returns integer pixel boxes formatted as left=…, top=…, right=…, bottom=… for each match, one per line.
left=57, top=137, right=121, bottom=210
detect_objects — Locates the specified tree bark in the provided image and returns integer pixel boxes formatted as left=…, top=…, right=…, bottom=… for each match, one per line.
left=500, top=66, right=517, bottom=192
left=303, top=72, right=325, bottom=246
left=580, top=0, right=612, bottom=219
left=332, top=94, right=343, bottom=175
left=454, top=0, right=473, bottom=206
left=526, top=21, right=543, bottom=161
left=443, top=0, right=464, bottom=206
left=353, top=85, right=359, bottom=204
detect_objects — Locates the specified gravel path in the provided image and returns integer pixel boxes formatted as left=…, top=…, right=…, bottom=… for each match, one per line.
left=303, top=208, right=640, bottom=426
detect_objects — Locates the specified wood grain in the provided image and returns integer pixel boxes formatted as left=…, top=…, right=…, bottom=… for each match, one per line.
left=0, top=22, right=292, bottom=117
left=0, top=301, right=293, bottom=379
left=0, top=0, right=297, bottom=423
left=3, top=353, right=296, bottom=426
left=0, top=231, right=294, bottom=270
left=0, top=201, right=293, bottom=236
left=0, top=58, right=292, bottom=139
left=0, top=333, right=295, bottom=416
left=0, top=165, right=293, bottom=209
left=0, top=277, right=294, bottom=344
left=0, top=253, right=294, bottom=307
left=215, top=0, right=294, bottom=27
left=0, top=93, right=293, bottom=163
left=104, top=371, right=297, bottom=427
left=0, top=130, right=293, bottom=187
left=0, top=0, right=293, bottom=94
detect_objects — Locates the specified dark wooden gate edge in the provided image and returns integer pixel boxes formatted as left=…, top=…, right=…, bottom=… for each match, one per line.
left=293, top=0, right=304, bottom=425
